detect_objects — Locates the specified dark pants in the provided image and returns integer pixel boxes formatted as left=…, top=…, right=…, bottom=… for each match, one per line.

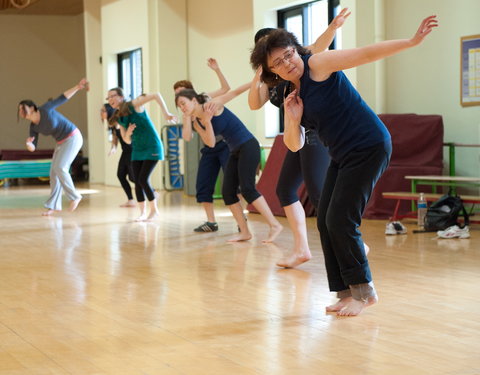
left=118, top=150, right=135, bottom=200
left=276, top=130, right=330, bottom=210
left=222, top=138, right=261, bottom=205
left=196, top=141, right=229, bottom=203
left=131, top=159, right=158, bottom=202
left=317, top=141, right=391, bottom=291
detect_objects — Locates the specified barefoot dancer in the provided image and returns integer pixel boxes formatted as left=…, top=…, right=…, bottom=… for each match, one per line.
left=18, top=78, right=88, bottom=216
left=251, top=15, right=438, bottom=315
left=175, top=84, right=283, bottom=242
left=107, top=88, right=176, bottom=221
left=248, top=9, right=350, bottom=268
left=173, top=58, right=231, bottom=232
left=101, top=102, right=136, bottom=208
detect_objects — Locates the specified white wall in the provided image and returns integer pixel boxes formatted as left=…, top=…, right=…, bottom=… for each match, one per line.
left=186, top=0, right=255, bottom=140
left=384, top=0, right=480, bottom=178
left=0, top=14, right=87, bottom=152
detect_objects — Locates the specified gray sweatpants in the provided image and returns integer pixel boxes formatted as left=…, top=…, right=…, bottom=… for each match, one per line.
left=44, top=131, right=83, bottom=211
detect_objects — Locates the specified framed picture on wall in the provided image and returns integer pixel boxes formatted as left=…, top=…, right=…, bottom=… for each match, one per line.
left=461, top=34, right=480, bottom=107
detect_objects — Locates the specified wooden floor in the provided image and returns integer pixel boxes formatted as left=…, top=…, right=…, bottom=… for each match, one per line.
left=0, top=183, right=479, bottom=375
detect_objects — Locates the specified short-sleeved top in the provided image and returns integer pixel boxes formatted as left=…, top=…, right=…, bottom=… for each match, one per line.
left=298, top=54, right=391, bottom=162
left=117, top=105, right=164, bottom=161
left=29, top=95, right=77, bottom=147
left=199, top=107, right=254, bottom=152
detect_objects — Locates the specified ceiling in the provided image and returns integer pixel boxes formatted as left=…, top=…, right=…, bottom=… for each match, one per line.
left=0, top=0, right=83, bottom=15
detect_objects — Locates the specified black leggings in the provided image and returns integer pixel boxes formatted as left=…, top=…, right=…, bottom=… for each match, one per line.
left=131, top=159, right=158, bottom=202
left=118, top=150, right=135, bottom=200
left=222, top=138, right=261, bottom=205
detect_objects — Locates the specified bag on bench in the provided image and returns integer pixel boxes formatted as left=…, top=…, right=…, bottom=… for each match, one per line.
left=423, top=193, right=469, bottom=231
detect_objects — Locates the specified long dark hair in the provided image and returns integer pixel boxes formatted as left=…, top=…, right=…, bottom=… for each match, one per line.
left=17, top=100, right=38, bottom=122
left=250, top=28, right=310, bottom=88
left=174, top=89, right=209, bottom=107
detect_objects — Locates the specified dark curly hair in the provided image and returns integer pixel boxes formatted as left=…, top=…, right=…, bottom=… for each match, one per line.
left=250, top=28, right=310, bottom=88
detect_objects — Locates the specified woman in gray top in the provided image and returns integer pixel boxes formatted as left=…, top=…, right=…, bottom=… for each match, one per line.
left=17, top=78, right=88, bottom=216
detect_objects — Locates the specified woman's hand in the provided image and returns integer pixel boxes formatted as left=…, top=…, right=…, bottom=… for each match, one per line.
left=26, top=137, right=35, bottom=152
left=203, top=102, right=218, bottom=121
left=108, top=145, right=117, bottom=156
left=164, top=113, right=178, bottom=124
left=207, top=58, right=219, bottom=71
left=331, top=7, right=351, bottom=29
left=284, top=90, right=303, bottom=123
left=126, top=123, right=136, bottom=137
left=78, top=78, right=89, bottom=91
left=410, top=15, right=438, bottom=46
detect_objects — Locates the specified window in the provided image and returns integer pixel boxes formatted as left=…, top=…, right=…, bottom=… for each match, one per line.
left=264, top=0, right=340, bottom=137
left=117, top=48, right=143, bottom=101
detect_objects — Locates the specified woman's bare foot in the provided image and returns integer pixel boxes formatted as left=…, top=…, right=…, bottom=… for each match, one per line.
left=262, top=224, right=283, bottom=243
left=134, top=212, right=148, bottom=222
left=42, top=209, right=55, bottom=216
left=337, top=295, right=378, bottom=317
left=227, top=232, right=252, bottom=242
left=146, top=212, right=159, bottom=221
left=276, top=250, right=312, bottom=268
left=120, top=200, right=136, bottom=207
left=69, top=197, right=82, bottom=212
left=326, top=297, right=353, bottom=312
left=364, top=243, right=370, bottom=256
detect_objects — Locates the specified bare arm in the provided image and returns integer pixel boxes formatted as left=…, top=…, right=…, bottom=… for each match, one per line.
left=283, top=90, right=305, bottom=152
left=64, top=78, right=89, bottom=100
left=132, top=93, right=177, bottom=124
left=193, top=118, right=216, bottom=148
left=309, top=15, right=438, bottom=81
left=182, top=115, right=193, bottom=142
left=119, top=123, right=135, bottom=145
left=306, top=7, right=351, bottom=54
left=212, top=82, right=250, bottom=107
left=205, top=58, right=231, bottom=98
left=248, top=67, right=270, bottom=110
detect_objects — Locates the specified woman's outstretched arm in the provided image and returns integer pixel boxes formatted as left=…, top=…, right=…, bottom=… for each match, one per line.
left=205, top=58, right=231, bottom=98
left=132, top=93, right=177, bottom=124
left=309, top=15, right=438, bottom=81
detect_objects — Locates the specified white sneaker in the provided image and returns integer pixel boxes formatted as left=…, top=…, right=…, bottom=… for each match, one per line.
left=385, top=221, right=407, bottom=235
left=437, top=225, right=470, bottom=239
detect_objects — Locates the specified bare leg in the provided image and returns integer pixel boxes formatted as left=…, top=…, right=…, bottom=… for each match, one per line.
left=249, top=196, right=283, bottom=243
left=120, top=199, right=136, bottom=207
left=277, top=201, right=312, bottom=268
left=147, top=199, right=159, bottom=221
left=227, top=202, right=252, bottom=242
left=135, top=201, right=148, bottom=222
left=201, top=202, right=216, bottom=223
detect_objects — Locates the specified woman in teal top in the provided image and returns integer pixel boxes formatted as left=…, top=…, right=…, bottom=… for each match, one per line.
left=107, top=87, right=176, bottom=221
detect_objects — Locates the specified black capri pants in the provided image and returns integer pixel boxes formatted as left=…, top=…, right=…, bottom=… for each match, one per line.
left=222, top=138, right=261, bottom=205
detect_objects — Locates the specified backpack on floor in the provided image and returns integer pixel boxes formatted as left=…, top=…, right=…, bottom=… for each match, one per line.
left=423, top=193, right=469, bottom=231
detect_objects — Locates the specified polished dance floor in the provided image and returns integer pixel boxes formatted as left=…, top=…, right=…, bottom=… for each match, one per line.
left=0, top=183, right=479, bottom=375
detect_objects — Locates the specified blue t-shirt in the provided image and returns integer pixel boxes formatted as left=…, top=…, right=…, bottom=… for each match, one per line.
left=29, top=95, right=77, bottom=146
left=299, top=55, right=391, bottom=162
left=203, top=107, right=254, bottom=151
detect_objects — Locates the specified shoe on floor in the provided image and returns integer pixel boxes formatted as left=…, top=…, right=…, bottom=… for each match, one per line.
left=194, top=222, right=218, bottom=233
left=437, top=225, right=470, bottom=239
left=385, top=221, right=407, bottom=235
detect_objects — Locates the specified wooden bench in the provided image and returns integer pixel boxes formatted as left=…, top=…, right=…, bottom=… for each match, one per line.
left=0, top=159, right=51, bottom=187
left=382, top=192, right=480, bottom=223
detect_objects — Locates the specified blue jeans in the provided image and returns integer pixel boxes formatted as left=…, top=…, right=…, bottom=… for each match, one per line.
left=317, top=141, right=391, bottom=291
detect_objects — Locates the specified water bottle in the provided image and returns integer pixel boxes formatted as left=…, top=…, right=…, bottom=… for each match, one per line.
left=417, top=192, right=427, bottom=228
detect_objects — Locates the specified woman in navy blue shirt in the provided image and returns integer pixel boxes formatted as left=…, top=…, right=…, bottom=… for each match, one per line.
left=176, top=84, right=283, bottom=243
left=250, top=16, right=438, bottom=316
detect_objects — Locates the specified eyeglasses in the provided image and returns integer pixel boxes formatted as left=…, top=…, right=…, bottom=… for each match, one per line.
left=269, top=48, right=296, bottom=70
left=106, top=94, right=119, bottom=100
